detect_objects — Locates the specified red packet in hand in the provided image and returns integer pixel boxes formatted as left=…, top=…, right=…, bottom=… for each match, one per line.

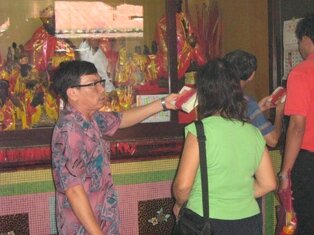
left=275, top=171, right=297, bottom=235
left=175, top=86, right=198, bottom=113
left=269, top=87, right=286, bottom=104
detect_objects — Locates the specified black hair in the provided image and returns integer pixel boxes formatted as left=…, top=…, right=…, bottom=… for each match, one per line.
left=51, top=60, right=97, bottom=103
left=295, top=14, right=314, bottom=43
left=223, top=50, right=257, bottom=81
left=196, top=58, right=247, bottom=122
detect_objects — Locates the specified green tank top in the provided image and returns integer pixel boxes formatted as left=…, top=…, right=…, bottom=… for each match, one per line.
left=185, top=116, right=265, bottom=220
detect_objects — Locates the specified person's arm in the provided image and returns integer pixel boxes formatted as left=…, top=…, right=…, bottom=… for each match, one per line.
left=263, top=102, right=285, bottom=148
left=172, top=132, right=199, bottom=217
left=279, top=115, right=305, bottom=191
left=248, top=97, right=280, bottom=148
left=65, top=185, right=103, bottom=235
left=119, top=94, right=178, bottom=128
left=254, top=148, right=277, bottom=198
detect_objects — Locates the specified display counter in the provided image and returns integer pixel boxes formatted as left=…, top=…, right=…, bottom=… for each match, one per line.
left=0, top=123, right=282, bottom=235
left=0, top=122, right=185, bottom=169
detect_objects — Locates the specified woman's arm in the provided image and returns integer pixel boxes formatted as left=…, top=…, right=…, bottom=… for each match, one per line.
left=119, top=94, right=178, bottom=128
left=253, top=148, right=277, bottom=198
left=172, top=132, right=199, bottom=216
left=65, top=185, right=103, bottom=235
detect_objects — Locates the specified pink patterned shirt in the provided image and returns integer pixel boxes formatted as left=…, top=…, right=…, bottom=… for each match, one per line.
left=51, top=104, right=121, bottom=235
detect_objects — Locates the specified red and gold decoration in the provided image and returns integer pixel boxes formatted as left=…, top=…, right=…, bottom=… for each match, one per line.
left=192, top=0, right=222, bottom=61
left=155, top=9, right=207, bottom=80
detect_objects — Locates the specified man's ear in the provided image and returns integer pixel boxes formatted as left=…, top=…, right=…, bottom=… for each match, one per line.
left=247, top=71, right=256, bottom=81
left=66, top=87, right=78, bottom=101
left=303, top=36, right=314, bottom=48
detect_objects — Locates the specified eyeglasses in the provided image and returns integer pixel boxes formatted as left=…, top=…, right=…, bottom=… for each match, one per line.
left=71, top=79, right=106, bottom=88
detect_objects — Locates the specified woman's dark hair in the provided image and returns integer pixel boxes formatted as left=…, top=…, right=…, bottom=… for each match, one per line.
left=196, top=58, right=247, bottom=122
left=295, top=14, right=314, bottom=43
left=51, top=60, right=97, bottom=102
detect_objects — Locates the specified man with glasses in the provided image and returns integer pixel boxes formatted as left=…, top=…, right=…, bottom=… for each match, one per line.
left=50, top=60, right=177, bottom=235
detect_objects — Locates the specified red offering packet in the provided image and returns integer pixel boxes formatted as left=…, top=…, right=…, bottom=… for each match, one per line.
left=275, top=171, right=297, bottom=235
left=270, top=87, right=286, bottom=104
left=175, top=86, right=198, bottom=113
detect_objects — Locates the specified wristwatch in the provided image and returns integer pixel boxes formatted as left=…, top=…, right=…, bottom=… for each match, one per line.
left=277, top=172, right=288, bottom=180
left=161, top=97, right=168, bottom=111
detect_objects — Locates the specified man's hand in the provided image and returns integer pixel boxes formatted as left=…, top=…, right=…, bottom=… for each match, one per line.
left=164, top=93, right=179, bottom=110
left=278, top=177, right=289, bottom=192
left=258, top=95, right=275, bottom=112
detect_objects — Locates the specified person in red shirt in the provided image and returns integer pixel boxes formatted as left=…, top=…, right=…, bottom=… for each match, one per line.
left=279, top=14, right=314, bottom=235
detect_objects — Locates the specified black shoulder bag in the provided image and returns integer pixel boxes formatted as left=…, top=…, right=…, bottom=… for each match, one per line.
left=173, top=121, right=213, bottom=235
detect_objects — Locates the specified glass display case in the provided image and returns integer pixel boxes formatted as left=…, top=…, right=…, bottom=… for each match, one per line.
left=0, top=0, right=188, bottom=168
left=0, top=0, right=222, bottom=168
left=0, top=0, right=177, bottom=131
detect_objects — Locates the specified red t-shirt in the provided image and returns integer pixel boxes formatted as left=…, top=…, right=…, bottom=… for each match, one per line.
left=284, top=53, right=314, bottom=151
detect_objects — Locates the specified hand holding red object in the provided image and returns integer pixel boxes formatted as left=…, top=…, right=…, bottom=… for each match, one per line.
left=269, top=87, right=286, bottom=105
left=276, top=171, right=297, bottom=235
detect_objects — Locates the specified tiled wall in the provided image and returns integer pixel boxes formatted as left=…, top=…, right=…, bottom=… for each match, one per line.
left=0, top=157, right=179, bottom=235
left=0, top=151, right=282, bottom=235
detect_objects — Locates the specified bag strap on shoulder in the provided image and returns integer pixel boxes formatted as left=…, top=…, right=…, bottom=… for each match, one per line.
left=195, top=120, right=209, bottom=219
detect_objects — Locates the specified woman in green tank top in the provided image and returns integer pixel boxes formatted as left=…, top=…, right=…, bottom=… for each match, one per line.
left=172, top=59, right=277, bottom=235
